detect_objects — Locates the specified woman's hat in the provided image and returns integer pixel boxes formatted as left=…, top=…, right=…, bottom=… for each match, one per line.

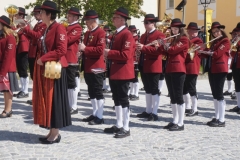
left=208, top=22, right=225, bottom=33
left=40, top=1, right=60, bottom=13
left=128, top=25, right=138, bottom=32
left=113, top=7, right=131, bottom=19
left=68, top=7, right=82, bottom=16
left=32, top=5, right=41, bottom=13
left=18, top=7, right=27, bottom=15
left=143, top=14, right=159, bottom=22
left=83, top=10, right=98, bottom=20
left=187, top=22, right=200, bottom=30
left=169, top=18, right=186, bottom=28
left=0, top=15, right=11, bottom=28
left=234, top=22, right=240, bottom=32
left=229, top=28, right=237, bottom=34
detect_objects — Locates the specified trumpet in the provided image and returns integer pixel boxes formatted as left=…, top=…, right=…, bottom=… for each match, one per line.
left=189, top=35, right=223, bottom=60
left=145, top=33, right=180, bottom=48
left=230, top=36, right=240, bottom=52
left=14, top=15, right=34, bottom=33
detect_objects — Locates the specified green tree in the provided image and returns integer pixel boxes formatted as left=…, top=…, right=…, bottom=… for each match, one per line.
left=25, top=0, right=145, bottom=27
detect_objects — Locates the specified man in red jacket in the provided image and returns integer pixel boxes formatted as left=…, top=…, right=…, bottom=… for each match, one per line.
left=14, top=7, right=30, bottom=98
left=79, top=10, right=105, bottom=125
left=24, top=6, right=47, bottom=105
left=66, top=7, right=82, bottom=114
left=136, top=14, right=165, bottom=121
left=103, top=7, right=134, bottom=138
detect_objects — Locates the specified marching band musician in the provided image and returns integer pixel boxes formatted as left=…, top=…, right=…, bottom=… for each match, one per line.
left=223, top=29, right=236, bottom=96
left=32, top=0, right=71, bottom=144
left=102, top=25, right=112, bottom=93
left=136, top=14, right=165, bottom=121
left=65, top=7, right=83, bottom=115
left=103, top=7, right=134, bottom=138
left=184, top=22, right=203, bottom=116
left=0, top=15, right=19, bottom=118
left=159, top=18, right=189, bottom=131
left=21, top=5, right=47, bottom=105
left=14, top=7, right=30, bottom=99
left=128, top=25, right=140, bottom=101
left=229, top=23, right=240, bottom=114
left=79, top=10, right=106, bottom=125
left=200, top=22, right=230, bottom=127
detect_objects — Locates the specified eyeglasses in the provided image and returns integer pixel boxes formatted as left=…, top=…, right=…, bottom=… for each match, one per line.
left=144, top=21, right=152, bottom=25
left=40, top=10, right=45, bottom=14
left=112, top=16, right=121, bottom=20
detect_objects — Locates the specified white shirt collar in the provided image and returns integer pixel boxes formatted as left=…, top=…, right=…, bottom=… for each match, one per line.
left=91, top=25, right=98, bottom=31
left=69, top=21, right=78, bottom=26
left=116, top=25, right=126, bottom=33
left=148, top=28, right=156, bottom=34
left=38, top=20, right=42, bottom=23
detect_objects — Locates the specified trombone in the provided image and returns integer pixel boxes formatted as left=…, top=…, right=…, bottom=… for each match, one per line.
left=189, top=35, right=223, bottom=59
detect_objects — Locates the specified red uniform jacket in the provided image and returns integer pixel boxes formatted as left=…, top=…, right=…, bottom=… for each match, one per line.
left=140, top=30, right=165, bottom=73
left=40, top=22, right=68, bottom=67
left=162, top=36, right=189, bottom=73
left=230, top=41, right=240, bottom=69
left=205, top=37, right=230, bottom=73
left=108, top=27, right=134, bottom=80
left=0, top=34, right=17, bottom=76
left=23, top=21, right=47, bottom=58
left=83, top=27, right=105, bottom=73
left=66, top=23, right=82, bottom=63
left=185, top=37, right=203, bottom=75
left=16, top=21, right=30, bottom=54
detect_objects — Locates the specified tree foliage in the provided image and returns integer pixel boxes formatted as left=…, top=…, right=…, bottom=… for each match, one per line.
left=25, top=0, right=145, bottom=27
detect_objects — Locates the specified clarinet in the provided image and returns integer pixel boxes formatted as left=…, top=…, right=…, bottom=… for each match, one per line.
left=135, top=30, right=141, bottom=71
left=78, top=31, right=84, bottom=64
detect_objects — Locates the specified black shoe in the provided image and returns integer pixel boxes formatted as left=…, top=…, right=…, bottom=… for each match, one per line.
left=163, top=122, right=175, bottom=129
left=167, top=93, right=170, bottom=97
left=78, top=92, right=81, bottom=97
left=87, top=97, right=91, bottom=101
left=186, top=110, right=198, bottom=117
left=88, top=117, right=104, bottom=125
left=130, top=95, right=139, bottom=101
left=228, top=106, right=240, bottom=112
left=129, top=94, right=133, bottom=99
left=206, top=118, right=218, bottom=126
left=223, top=91, right=232, bottom=95
left=13, top=91, right=22, bottom=97
left=147, top=113, right=158, bottom=121
left=104, top=126, right=121, bottom=133
left=185, top=109, right=191, bottom=114
left=140, top=87, right=145, bottom=91
left=70, top=108, right=78, bottom=115
left=0, top=110, right=13, bottom=118
left=114, top=128, right=130, bottom=138
left=169, top=124, right=184, bottom=131
left=41, top=135, right=61, bottom=144
left=238, top=110, right=240, bottom=114
left=26, top=100, right=32, bottom=105
left=17, top=92, right=29, bottom=98
left=82, top=115, right=95, bottom=122
left=103, top=89, right=111, bottom=93
left=136, top=111, right=150, bottom=118
left=39, top=137, right=48, bottom=142
left=208, top=120, right=225, bottom=127
left=231, top=92, right=236, bottom=99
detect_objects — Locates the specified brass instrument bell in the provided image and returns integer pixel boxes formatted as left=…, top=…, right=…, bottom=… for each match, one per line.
left=58, top=17, right=69, bottom=28
left=4, top=4, right=19, bottom=25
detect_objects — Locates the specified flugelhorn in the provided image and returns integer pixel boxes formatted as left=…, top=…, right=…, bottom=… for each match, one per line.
left=14, top=15, right=34, bottom=33
left=4, top=4, right=19, bottom=25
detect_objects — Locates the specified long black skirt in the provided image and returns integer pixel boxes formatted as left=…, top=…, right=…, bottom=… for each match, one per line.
left=51, top=68, right=72, bottom=128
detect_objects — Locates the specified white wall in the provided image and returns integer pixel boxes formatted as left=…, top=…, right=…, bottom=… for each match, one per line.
left=130, top=0, right=158, bottom=35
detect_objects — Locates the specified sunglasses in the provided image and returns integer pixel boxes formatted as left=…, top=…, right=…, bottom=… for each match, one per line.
left=144, top=21, right=152, bottom=25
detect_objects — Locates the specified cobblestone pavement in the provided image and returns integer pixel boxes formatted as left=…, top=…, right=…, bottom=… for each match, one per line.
left=0, top=79, right=239, bottom=160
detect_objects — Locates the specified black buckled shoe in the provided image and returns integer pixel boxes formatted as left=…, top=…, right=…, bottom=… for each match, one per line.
left=147, top=113, right=158, bottom=121
left=88, top=117, right=104, bottom=125
left=169, top=124, right=184, bottom=131
left=163, top=122, right=175, bottom=129
left=186, top=110, right=198, bottom=117
left=130, top=95, right=139, bottom=101
left=41, top=135, right=61, bottom=144
left=103, top=89, right=111, bottom=93
left=185, top=109, right=191, bottom=114
left=26, top=100, right=32, bottom=105
left=231, top=92, right=236, bottom=99
left=17, top=92, right=29, bottom=98
left=140, top=87, right=145, bottom=91
left=136, top=111, right=150, bottom=118
left=223, top=91, right=232, bottom=95
left=82, top=115, right=95, bottom=122
left=104, top=126, right=121, bottom=133
left=206, top=118, right=218, bottom=126
left=39, top=137, right=48, bottom=142
left=0, top=110, right=13, bottom=118
left=228, top=106, right=240, bottom=112
left=13, top=91, right=22, bottom=97
left=208, top=120, right=225, bottom=127
left=128, top=94, right=133, bottom=99
left=70, top=108, right=78, bottom=115
left=114, top=128, right=130, bottom=138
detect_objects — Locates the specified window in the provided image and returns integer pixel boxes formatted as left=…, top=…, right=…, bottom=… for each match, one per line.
left=167, top=0, right=174, bottom=9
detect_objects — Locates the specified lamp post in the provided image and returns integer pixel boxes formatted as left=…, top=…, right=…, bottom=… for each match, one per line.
left=200, top=0, right=211, bottom=43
